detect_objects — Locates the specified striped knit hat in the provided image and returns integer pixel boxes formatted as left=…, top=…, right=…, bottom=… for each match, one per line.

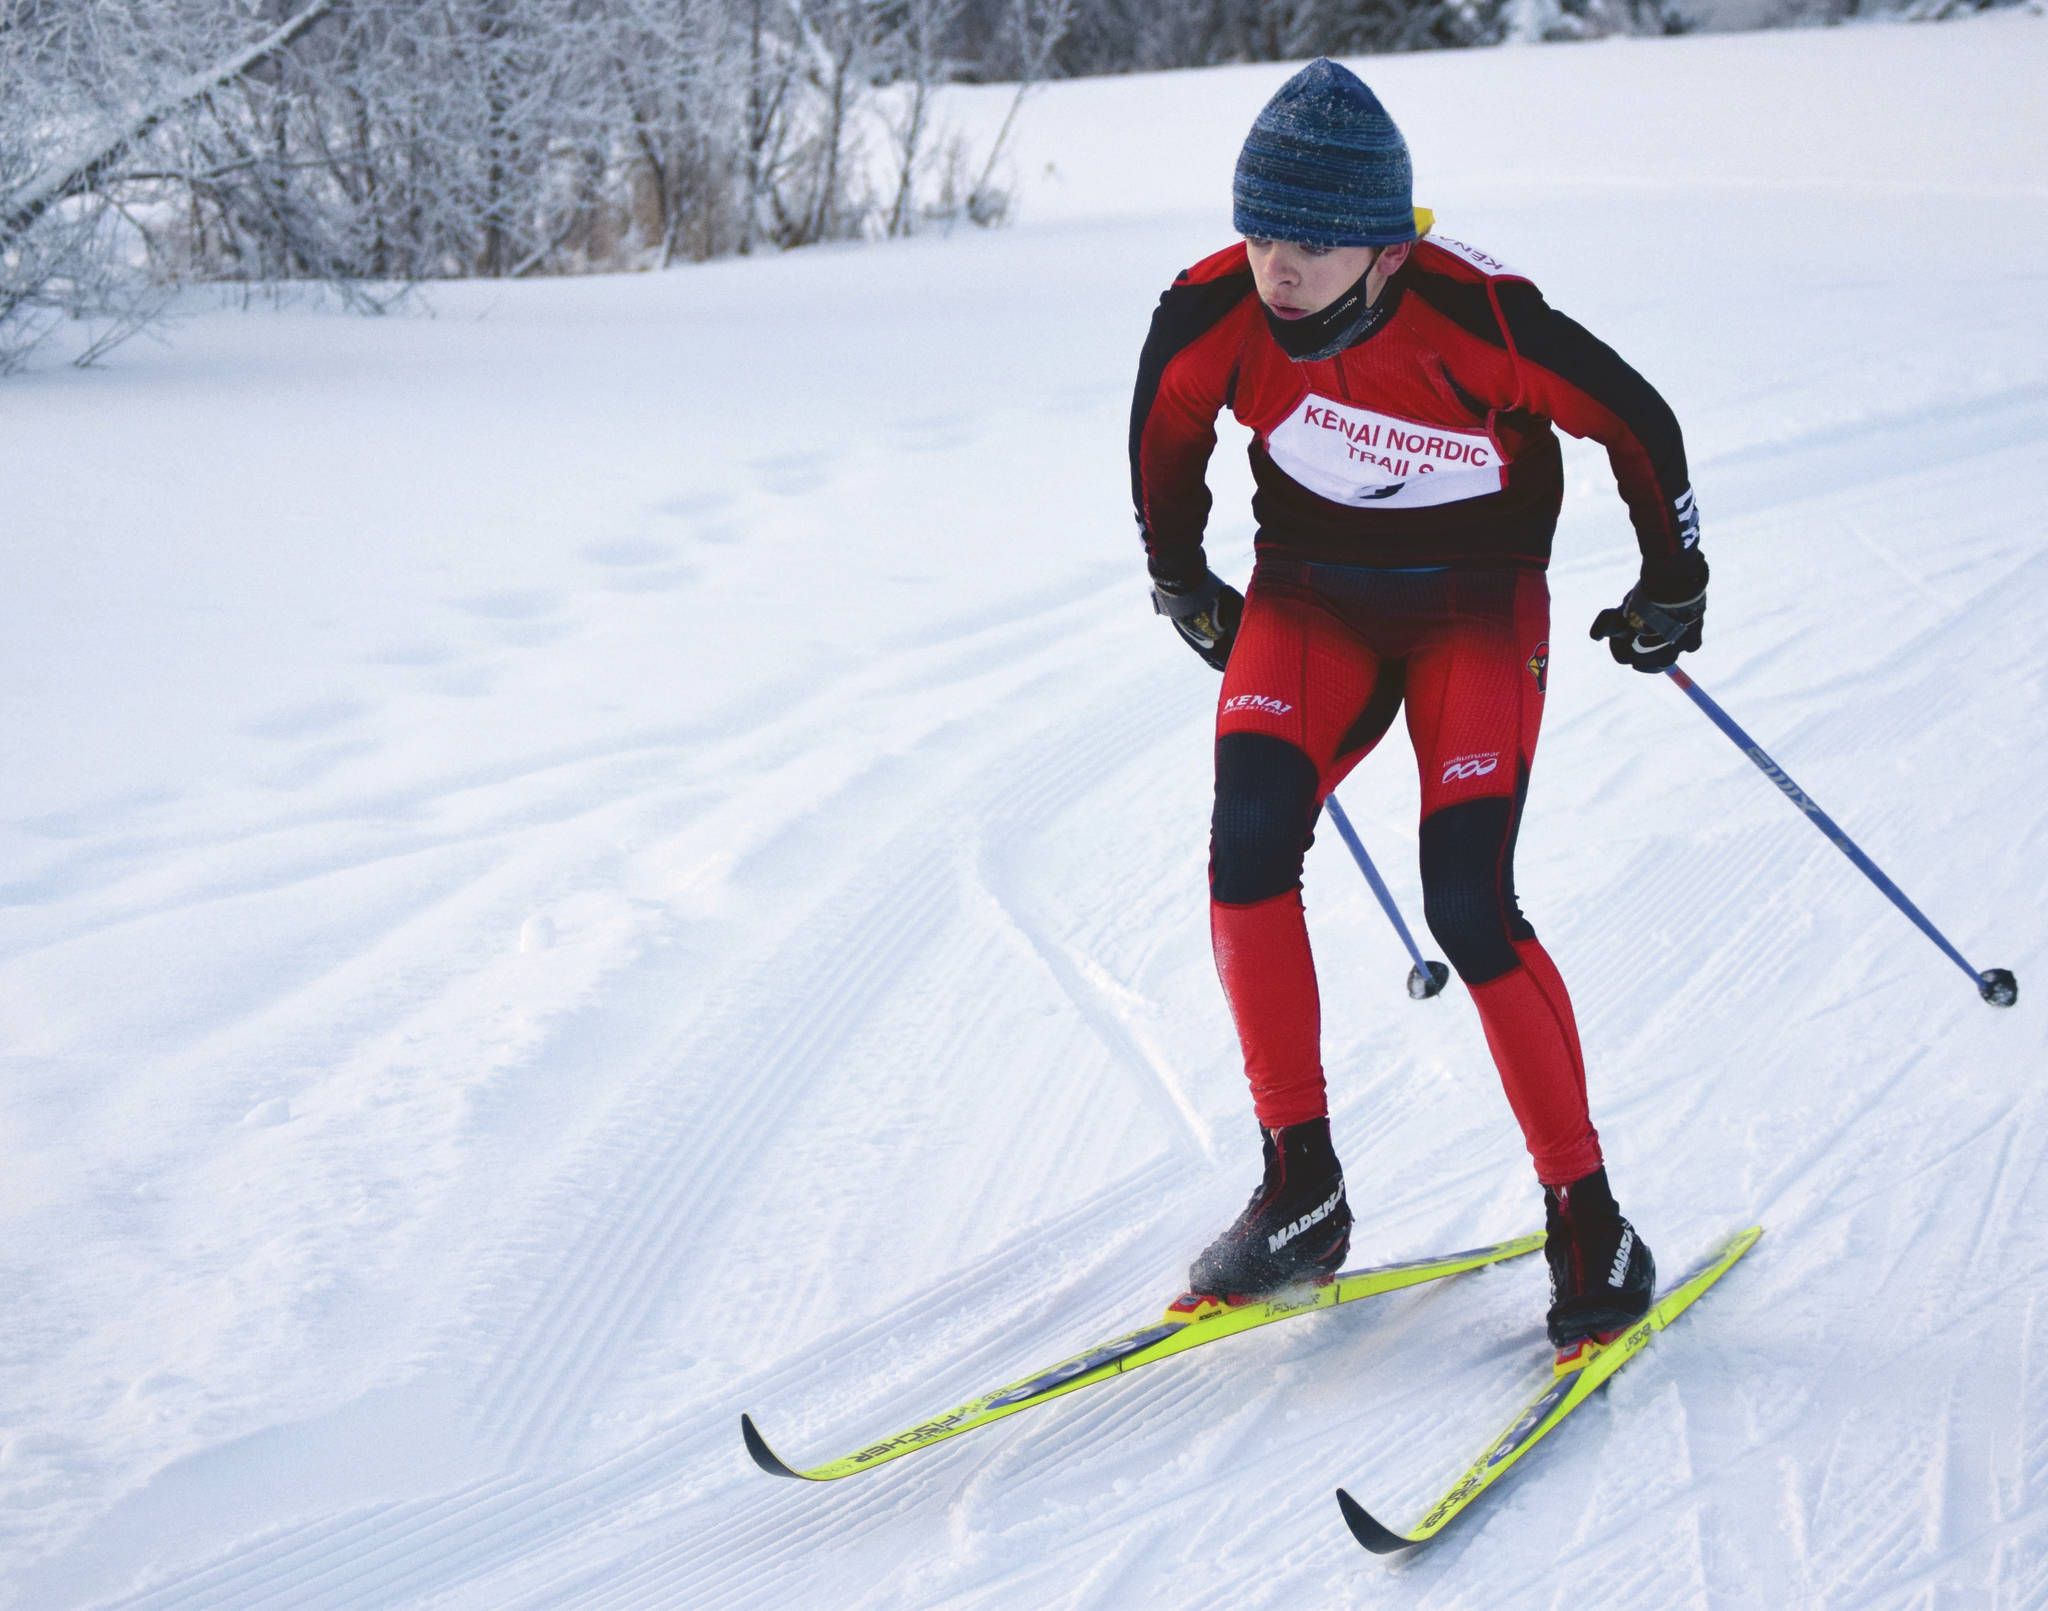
left=1233, top=59, right=1415, bottom=248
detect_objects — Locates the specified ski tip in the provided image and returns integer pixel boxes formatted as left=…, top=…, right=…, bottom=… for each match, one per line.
left=1336, top=1487, right=1421, bottom=1554
left=740, top=1413, right=808, bottom=1480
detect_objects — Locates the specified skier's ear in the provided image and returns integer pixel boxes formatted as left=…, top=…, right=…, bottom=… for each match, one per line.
left=1377, top=240, right=1413, bottom=276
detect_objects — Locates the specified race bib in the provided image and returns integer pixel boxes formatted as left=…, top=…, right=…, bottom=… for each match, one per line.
left=1266, top=394, right=1506, bottom=511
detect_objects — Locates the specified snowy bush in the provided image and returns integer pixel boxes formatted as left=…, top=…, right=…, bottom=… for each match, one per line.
left=0, top=0, right=1055, bottom=366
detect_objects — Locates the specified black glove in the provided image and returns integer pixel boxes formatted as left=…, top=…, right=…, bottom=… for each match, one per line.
left=1590, top=582, right=1704, bottom=672
left=1152, top=570, right=1244, bottom=672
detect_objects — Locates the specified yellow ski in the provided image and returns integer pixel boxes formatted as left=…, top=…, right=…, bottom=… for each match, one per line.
left=741, top=1232, right=1543, bottom=1482
left=1337, top=1225, right=1762, bottom=1552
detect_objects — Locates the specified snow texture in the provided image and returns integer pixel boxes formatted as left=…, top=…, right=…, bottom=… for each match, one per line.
left=1, top=14, right=2045, bottom=1608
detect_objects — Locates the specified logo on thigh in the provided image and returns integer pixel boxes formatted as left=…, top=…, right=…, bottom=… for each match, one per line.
left=1222, top=693, right=1295, bottom=718
left=1526, top=642, right=1549, bottom=693
left=1440, top=752, right=1500, bottom=784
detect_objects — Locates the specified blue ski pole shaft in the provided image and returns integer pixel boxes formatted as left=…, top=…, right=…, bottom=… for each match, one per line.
left=1323, top=795, right=1449, bottom=998
left=1324, top=795, right=1426, bottom=970
left=1664, top=667, right=2015, bottom=1007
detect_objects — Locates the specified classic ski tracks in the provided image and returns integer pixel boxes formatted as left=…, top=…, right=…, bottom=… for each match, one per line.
left=92, top=664, right=1201, bottom=1609
left=469, top=658, right=1165, bottom=1468
left=100, top=1155, right=1188, bottom=1610
left=471, top=851, right=961, bottom=1464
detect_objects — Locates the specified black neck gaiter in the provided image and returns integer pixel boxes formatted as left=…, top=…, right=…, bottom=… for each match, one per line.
left=1263, top=262, right=1401, bottom=363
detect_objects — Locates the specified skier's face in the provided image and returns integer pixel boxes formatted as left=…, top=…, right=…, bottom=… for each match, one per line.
left=1245, top=239, right=1381, bottom=320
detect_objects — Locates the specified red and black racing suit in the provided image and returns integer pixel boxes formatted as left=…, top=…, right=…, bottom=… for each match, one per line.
left=1130, top=234, right=1706, bottom=1185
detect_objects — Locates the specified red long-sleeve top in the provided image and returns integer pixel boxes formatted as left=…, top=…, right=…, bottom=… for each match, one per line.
left=1129, top=234, right=1704, bottom=596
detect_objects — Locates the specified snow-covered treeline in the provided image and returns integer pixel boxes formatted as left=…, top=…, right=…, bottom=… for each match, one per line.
left=0, top=0, right=1061, bottom=367
left=968, top=0, right=2014, bottom=78
left=0, top=0, right=2023, bottom=371
left=996, top=0, right=1655, bottom=78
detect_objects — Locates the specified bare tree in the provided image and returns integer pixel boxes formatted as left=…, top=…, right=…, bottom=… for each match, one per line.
left=881, top=0, right=964, bottom=236
left=777, top=0, right=887, bottom=243
left=611, top=0, right=744, bottom=264
left=967, top=0, right=1072, bottom=226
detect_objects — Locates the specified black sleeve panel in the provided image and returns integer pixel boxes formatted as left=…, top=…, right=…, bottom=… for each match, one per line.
left=1129, top=269, right=1255, bottom=590
left=1494, top=282, right=1705, bottom=596
left=1403, top=272, right=1507, bottom=351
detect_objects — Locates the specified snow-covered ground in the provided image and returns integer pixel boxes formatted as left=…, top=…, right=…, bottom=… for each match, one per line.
left=2, top=13, right=2045, bottom=1608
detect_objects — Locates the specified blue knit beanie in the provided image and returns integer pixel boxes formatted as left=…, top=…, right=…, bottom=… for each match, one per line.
left=1233, top=59, right=1414, bottom=248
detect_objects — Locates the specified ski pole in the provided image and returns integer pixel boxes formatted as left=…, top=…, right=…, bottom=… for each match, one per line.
left=1322, top=793, right=1450, bottom=1000
left=1663, top=666, right=2016, bottom=1008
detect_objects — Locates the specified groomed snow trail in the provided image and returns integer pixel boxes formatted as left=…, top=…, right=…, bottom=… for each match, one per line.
left=1, top=14, right=2045, bottom=1609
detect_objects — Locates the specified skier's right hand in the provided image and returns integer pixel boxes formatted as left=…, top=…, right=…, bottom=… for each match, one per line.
left=1152, top=570, right=1243, bottom=672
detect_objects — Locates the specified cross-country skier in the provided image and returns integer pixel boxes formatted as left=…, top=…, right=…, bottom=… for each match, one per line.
left=1131, top=59, right=1705, bottom=1363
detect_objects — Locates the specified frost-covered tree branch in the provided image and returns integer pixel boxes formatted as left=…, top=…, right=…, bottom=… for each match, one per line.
left=0, top=0, right=337, bottom=245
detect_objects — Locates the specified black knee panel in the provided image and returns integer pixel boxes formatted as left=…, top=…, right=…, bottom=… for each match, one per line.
left=1211, top=733, right=1321, bottom=905
left=1419, top=789, right=1536, bottom=986
left=1335, top=658, right=1405, bottom=763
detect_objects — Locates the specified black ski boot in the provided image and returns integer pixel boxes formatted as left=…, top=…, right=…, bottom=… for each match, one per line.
left=1178, top=1119, right=1351, bottom=1313
left=1543, top=1166, right=1655, bottom=1361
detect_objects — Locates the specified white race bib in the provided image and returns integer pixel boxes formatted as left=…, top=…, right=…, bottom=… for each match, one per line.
left=1265, top=394, right=1505, bottom=511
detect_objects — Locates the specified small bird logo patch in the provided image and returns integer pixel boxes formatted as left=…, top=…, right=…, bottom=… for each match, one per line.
left=1527, top=643, right=1549, bottom=692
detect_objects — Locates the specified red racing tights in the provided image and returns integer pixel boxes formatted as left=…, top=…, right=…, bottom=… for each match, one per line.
left=1209, top=560, right=1600, bottom=1186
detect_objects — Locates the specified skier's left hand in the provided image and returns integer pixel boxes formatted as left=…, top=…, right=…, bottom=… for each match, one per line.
left=1590, top=582, right=1704, bottom=672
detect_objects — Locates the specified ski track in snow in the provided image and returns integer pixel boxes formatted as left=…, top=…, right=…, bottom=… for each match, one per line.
left=2, top=13, right=2046, bottom=1609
